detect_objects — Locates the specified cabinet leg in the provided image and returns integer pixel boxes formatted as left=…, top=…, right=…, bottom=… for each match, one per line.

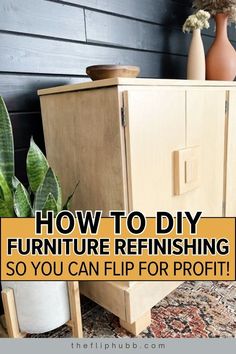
left=68, top=282, right=83, bottom=338
left=1, top=288, right=26, bottom=338
left=119, top=310, right=151, bottom=336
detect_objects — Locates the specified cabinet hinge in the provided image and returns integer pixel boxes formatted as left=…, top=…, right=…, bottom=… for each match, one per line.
left=121, top=107, right=126, bottom=127
left=225, top=100, right=229, bottom=115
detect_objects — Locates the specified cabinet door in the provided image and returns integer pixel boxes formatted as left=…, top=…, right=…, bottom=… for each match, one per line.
left=226, top=90, right=236, bottom=216
left=124, top=88, right=186, bottom=215
left=186, top=89, right=226, bottom=216
left=124, top=88, right=226, bottom=216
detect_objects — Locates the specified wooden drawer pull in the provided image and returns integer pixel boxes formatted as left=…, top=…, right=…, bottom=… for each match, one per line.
left=174, top=146, right=201, bottom=195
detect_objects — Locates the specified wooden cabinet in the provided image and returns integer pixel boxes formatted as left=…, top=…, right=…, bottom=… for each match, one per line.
left=124, top=88, right=226, bottom=215
left=226, top=90, right=236, bottom=216
left=38, top=78, right=236, bottom=335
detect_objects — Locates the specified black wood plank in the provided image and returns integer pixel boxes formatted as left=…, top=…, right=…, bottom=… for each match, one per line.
left=172, top=0, right=192, bottom=3
left=226, top=27, right=236, bottom=43
left=85, top=10, right=213, bottom=55
left=15, top=148, right=28, bottom=185
left=0, top=33, right=187, bottom=78
left=0, top=0, right=86, bottom=42
left=172, top=1, right=236, bottom=41
left=202, top=17, right=236, bottom=42
left=58, top=0, right=235, bottom=40
left=10, top=112, right=45, bottom=151
left=0, top=74, right=88, bottom=112
left=85, top=10, right=188, bottom=54
left=54, top=0, right=192, bottom=27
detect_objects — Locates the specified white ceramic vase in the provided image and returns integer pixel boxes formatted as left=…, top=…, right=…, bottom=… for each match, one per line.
left=1, top=281, right=70, bottom=333
left=187, top=29, right=206, bottom=80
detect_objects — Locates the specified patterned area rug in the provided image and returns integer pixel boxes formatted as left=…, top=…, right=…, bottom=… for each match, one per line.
left=24, top=281, right=236, bottom=338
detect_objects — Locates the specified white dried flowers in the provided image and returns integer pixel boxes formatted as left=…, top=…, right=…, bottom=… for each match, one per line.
left=183, top=10, right=211, bottom=32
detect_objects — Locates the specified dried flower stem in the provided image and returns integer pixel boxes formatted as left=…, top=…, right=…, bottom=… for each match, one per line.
left=193, top=0, right=236, bottom=23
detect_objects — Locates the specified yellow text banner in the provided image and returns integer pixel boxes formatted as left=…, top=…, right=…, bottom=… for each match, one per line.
left=0, top=217, right=235, bottom=281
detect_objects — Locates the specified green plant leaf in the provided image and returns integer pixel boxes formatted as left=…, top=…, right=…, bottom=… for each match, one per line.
left=0, top=185, right=4, bottom=200
left=14, top=182, right=32, bottom=217
left=63, top=181, right=80, bottom=210
left=0, top=97, right=14, bottom=188
left=26, top=138, right=49, bottom=193
left=0, top=170, right=14, bottom=216
left=56, top=176, right=62, bottom=211
left=41, top=193, right=58, bottom=216
left=33, top=168, right=61, bottom=212
left=12, top=176, right=21, bottom=190
left=0, top=199, right=14, bottom=217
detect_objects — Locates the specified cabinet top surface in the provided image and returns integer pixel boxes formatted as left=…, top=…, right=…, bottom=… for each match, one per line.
left=38, top=78, right=236, bottom=96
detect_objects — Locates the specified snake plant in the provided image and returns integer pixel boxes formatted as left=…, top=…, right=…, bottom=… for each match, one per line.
left=0, top=96, right=75, bottom=217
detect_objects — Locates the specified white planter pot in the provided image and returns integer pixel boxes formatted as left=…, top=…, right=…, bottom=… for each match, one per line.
left=1, top=281, right=70, bottom=334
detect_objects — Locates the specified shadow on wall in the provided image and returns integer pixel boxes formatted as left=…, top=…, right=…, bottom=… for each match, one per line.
left=159, top=1, right=191, bottom=78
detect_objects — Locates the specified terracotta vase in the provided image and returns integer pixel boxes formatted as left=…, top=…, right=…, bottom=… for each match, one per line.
left=187, top=29, right=206, bottom=80
left=206, top=13, right=236, bottom=81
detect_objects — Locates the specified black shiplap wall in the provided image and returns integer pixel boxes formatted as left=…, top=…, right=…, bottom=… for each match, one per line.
left=0, top=0, right=236, bottom=185
left=0, top=0, right=236, bottom=315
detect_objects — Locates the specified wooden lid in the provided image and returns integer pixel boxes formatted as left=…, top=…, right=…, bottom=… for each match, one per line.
left=38, top=78, right=236, bottom=96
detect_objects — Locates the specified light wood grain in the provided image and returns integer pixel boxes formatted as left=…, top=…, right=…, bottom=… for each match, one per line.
left=174, top=147, right=201, bottom=196
left=80, top=281, right=127, bottom=320
left=86, top=65, right=140, bottom=81
left=124, top=281, right=183, bottom=323
left=68, top=282, right=83, bottom=338
left=40, top=87, right=128, bottom=214
left=120, top=310, right=151, bottom=336
left=38, top=78, right=236, bottom=96
left=80, top=280, right=183, bottom=326
left=225, top=90, right=236, bottom=216
left=124, top=88, right=186, bottom=215
left=127, top=87, right=225, bottom=216
left=39, top=79, right=235, bottom=336
left=1, top=288, right=26, bottom=338
left=186, top=88, right=226, bottom=216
